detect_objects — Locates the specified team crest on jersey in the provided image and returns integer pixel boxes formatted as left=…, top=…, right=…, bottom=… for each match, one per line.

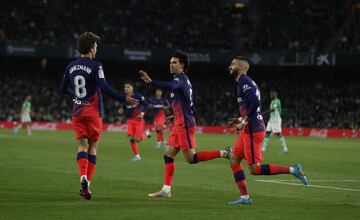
left=237, top=97, right=243, bottom=103
left=242, top=84, right=251, bottom=92
left=170, top=92, right=174, bottom=98
left=98, top=66, right=104, bottom=78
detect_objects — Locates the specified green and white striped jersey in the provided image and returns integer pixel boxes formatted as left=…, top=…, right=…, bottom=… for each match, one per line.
left=269, top=98, right=281, bottom=123
left=22, top=101, right=31, bottom=115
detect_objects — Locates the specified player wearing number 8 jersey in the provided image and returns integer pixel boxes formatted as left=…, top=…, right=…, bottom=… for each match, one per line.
left=139, top=50, right=232, bottom=198
left=61, top=32, right=138, bottom=200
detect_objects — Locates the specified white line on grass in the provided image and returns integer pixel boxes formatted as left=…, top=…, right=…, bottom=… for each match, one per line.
left=255, top=180, right=360, bottom=192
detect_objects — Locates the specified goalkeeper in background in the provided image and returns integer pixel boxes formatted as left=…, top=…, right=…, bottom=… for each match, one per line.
left=262, top=89, right=288, bottom=154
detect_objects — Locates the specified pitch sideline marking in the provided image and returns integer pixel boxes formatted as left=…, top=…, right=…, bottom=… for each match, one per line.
left=255, top=180, right=360, bottom=192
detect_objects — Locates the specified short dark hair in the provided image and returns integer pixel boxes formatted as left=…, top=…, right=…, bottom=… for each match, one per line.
left=172, top=50, right=190, bottom=71
left=76, top=32, right=101, bottom=54
left=233, top=56, right=249, bottom=63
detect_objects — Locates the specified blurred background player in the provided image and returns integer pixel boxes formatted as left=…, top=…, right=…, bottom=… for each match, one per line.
left=118, top=82, right=149, bottom=161
left=13, top=95, right=32, bottom=136
left=262, top=89, right=288, bottom=154
left=149, top=89, right=170, bottom=148
left=226, top=56, right=308, bottom=205
left=139, top=50, right=232, bottom=198
left=61, top=32, right=138, bottom=200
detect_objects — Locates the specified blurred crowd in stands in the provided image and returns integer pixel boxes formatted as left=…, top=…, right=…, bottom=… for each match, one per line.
left=1, top=71, right=358, bottom=129
left=1, top=0, right=360, bottom=52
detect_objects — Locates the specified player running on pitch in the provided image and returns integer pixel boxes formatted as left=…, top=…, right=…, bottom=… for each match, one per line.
left=13, top=95, right=33, bottom=136
left=61, top=32, right=138, bottom=200
left=262, top=89, right=288, bottom=154
left=140, top=50, right=232, bottom=198
left=149, top=89, right=170, bottom=148
left=118, top=82, right=149, bottom=161
left=226, top=56, right=308, bottom=205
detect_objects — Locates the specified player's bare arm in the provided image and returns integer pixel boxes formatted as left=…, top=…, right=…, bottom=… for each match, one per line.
left=261, top=108, right=275, bottom=115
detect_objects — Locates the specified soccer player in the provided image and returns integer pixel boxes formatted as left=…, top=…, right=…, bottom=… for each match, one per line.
left=13, top=95, right=32, bottom=136
left=139, top=50, right=232, bottom=198
left=149, top=89, right=170, bottom=148
left=262, top=89, right=288, bottom=153
left=61, top=32, right=138, bottom=200
left=226, top=56, right=308, bottom=205
left=118, top=82, right=149, bottom=161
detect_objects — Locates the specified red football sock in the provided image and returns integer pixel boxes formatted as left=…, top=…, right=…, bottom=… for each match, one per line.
left=232, top=164, right=248, bottom=196
left=163, top=155, right=175, bottom=185
left=251, top=164, right=290, bottom=175
left=77, top=151, right=88, bottom=176
left=193, top=151, right=221, bottom=163
left=130, top=141, right=139, bottom=155
left=87, top=154, right=97, bottom=182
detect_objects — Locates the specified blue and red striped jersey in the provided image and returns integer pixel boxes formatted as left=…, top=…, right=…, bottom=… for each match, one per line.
left=61, top=57, right=125, bottom=117
left=152, top=73, right=196, bottom=128
left=237, top=74, right=265, bottom=133
left=124, top=92, right=148, bottom=120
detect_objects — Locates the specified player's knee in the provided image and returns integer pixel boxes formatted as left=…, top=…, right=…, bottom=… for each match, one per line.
left=229, top=157, right=239, bottom=168
left=249, top=164, right=259, bottom=174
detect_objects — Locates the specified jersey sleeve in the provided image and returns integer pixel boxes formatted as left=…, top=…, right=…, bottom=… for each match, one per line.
left=61, top=65, right=74, bottom=97
left=95, top=63, right=126, bottom=103
left=151, top=76, right=185, bottom=90
left=240, top=79, right=260, bottom=118
left=139, top=94, right=149, bottom=112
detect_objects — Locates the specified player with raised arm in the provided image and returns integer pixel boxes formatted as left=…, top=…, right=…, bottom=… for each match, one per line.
left=262, top=89, right=288, bottom=153
left=149, top=89, right=170, bottom=148
left=226, top=56, right=307, bottom=205
left=61, top=32, right=138, bottom=200
left=118, top=82, right=149, bottom=161
left=139, top=50, right=232, bottom=198
left=13, top=95, right=32, bottom=136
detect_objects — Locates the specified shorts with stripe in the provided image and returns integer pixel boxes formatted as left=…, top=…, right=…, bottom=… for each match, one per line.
left=167, top=125, right=196, bottom=151
left=232, top=130, right=265, bottom=165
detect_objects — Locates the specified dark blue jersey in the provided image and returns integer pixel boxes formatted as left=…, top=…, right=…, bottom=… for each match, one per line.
left=124, top=92, right=148, bottom=120
left=152, top=73, right=196, bottom=127
left=61, top=57, right=125, bottom=117
left=237, top=74, right=265, bottom=133
left=149, top=97, right=169, bottom=118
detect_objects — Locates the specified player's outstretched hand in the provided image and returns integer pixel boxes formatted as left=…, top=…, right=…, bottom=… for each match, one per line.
left=166, top=115, right=174, bottom=126
left=139, top=70, right=152, bottom=84
left=125, top=95, right=139, bottom=106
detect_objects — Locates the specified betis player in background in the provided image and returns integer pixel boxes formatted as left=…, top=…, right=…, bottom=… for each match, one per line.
left=262, top=89, right=288, bottom=154
left=13, top=95, right=32, bottom=136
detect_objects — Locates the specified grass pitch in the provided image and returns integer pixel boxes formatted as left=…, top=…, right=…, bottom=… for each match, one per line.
left=0, top=129, right=359, bottom=220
